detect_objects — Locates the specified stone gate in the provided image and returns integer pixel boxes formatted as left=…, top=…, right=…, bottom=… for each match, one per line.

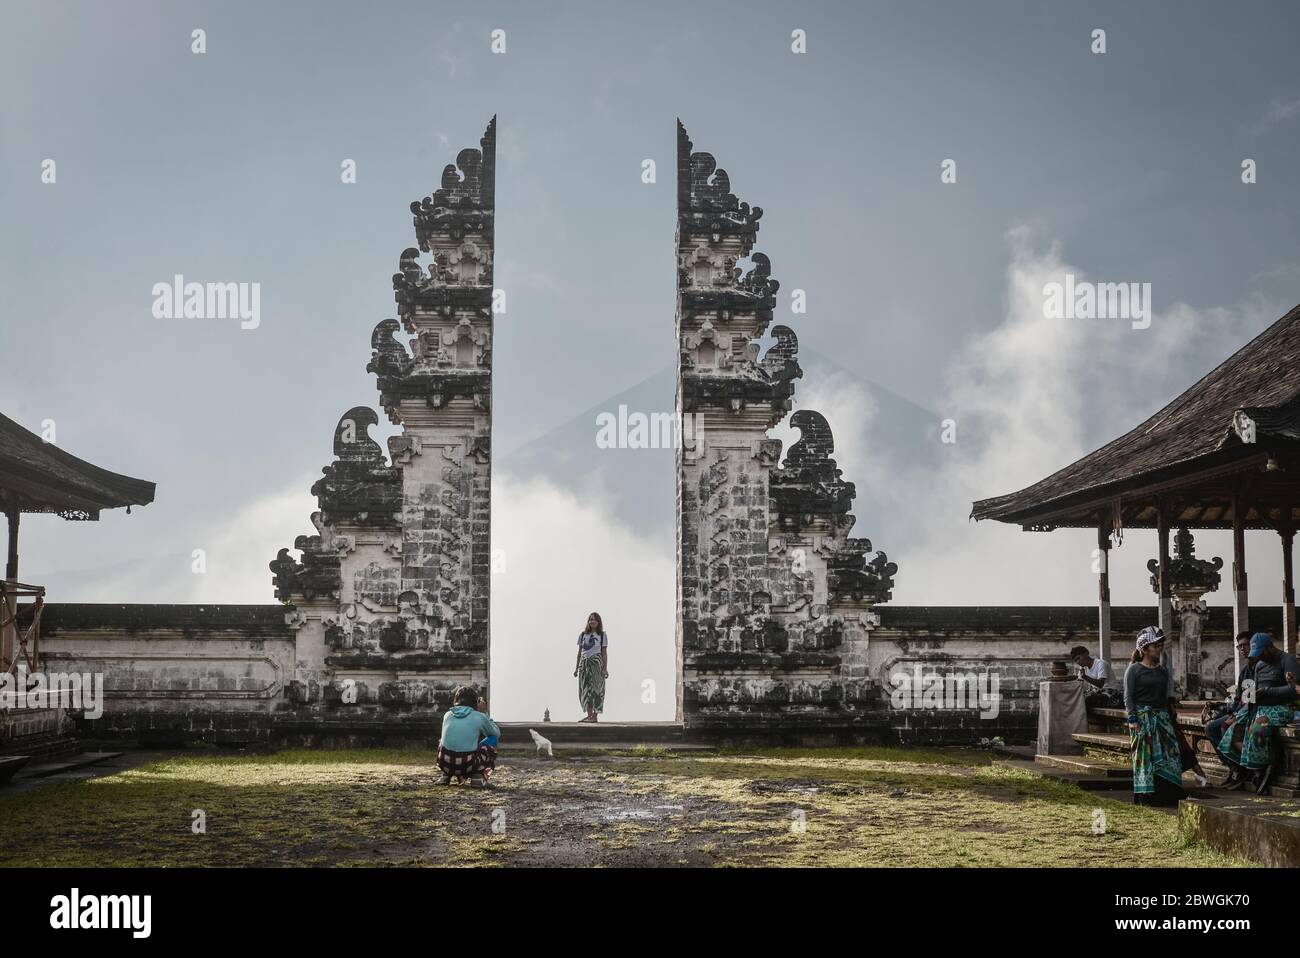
left=675, top=122, right=897, bottom=732
left=26, top=119, right=1273, bottom=748
left=269, top=118, right=497, bottom=718
left=262, top=116, right=898, bottom=733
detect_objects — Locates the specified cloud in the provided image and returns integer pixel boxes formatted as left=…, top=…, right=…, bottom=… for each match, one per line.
left=1251, top=96, right=1300, bottom=135
left=489, top=471, right=675, bottom=721
left=33, top=475, right=317, bottom=604
left=434, top=21, right=466, bottom=80
left=809, top=226, right=1285, bottom=607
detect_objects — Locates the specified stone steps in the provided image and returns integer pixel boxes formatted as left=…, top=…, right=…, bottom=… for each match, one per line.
left=1072, top=731, right=1130, bottom=753
left=13, top=751, right=123, bottom=780
left=496, top=722, right=687, bottom=746
left=0, top=755, right=31, bottom=784
left=1034, top=752, right=1131, bottom=778
left=996, top=758, right=1133, bottom=792
left=0, top=730, right=81, bottom=762
left=497, top=741, right=714, bottom=753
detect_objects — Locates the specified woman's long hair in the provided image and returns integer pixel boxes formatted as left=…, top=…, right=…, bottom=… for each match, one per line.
left=584, top=611, right=605, bottom=636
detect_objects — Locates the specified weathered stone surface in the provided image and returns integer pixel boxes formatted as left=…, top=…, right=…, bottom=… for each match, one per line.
left=270, top=118, right=497, bottom=717
left=675, top=120, right=896, bottom=728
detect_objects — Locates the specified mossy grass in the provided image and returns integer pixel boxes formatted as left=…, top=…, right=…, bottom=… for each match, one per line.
left=0, top=746, right=1249, bottom=867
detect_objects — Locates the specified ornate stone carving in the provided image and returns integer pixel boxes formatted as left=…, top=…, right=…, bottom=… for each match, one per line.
left=677, top=121, right=763, bottom=242
left=1149, top=527, right=1222, bottom=698
left=769, top=411, right=856, bottom=531
left=411, top=117, right=497, bottom=248
left=828, top=538, right=898, bottom=604
left=676, top=121, right=895, bottom=728
left=310, top=408, right=401, bottom=528
left=1148, top=526, right=1224, bottom=595
left=270, top=514, right=341, bottom=602
left=273, top=119, right=496, bottom=713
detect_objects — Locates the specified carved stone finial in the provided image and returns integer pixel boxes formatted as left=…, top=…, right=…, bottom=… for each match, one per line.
left=410, top=116, right=497, bottom=249
left=829, top=539, right=898, bottom=604
left=368, top=319, right=413, bottom=381
left=302, top=408, right=401, bottom=529
left=1148, top=526, right=1223, bottom=595
left=760, top=325, right=802, bottom=389
left=770, top=410, right=856, bottom=530
left=677, top=119, right=764, bottom=244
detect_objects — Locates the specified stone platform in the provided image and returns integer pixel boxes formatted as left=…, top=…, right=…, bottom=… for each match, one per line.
left=1179, top=794, right=1300, bottom=866
left=494, top=723, right=715, bottom=752
left=0, top=706, right=82, bottom=769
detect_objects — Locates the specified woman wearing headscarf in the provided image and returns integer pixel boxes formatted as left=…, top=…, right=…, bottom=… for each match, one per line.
left=1124, top=626, right=1186, bottom=806
left=573, top=611, right=609, bottom=723
left=1213, top=632, right=1300, bottom=792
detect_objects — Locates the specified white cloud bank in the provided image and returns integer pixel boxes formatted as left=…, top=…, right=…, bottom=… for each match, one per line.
left=488, top=472, right=675, bottom=721
left=797, top=226, right=1287, bottom=609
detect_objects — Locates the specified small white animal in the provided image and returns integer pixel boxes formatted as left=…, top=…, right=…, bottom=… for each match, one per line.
left=529, top=729, right=553, bottom=757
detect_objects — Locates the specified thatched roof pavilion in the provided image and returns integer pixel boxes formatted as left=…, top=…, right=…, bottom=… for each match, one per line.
left=973, top=303, right=1300, bottom=671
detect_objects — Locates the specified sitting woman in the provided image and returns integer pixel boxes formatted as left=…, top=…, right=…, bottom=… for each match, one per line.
left=1124, top=627, right=1187, bottom=807
left=437, top=686, right=500, bottom=788
left=1214, top=632, right=1299, bottom=793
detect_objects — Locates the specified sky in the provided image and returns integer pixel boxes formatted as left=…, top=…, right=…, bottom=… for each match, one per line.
left=2, top=0, right=1298, bottom=719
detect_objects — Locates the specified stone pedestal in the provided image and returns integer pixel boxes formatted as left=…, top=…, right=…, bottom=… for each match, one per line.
left=1150, top=527, right=1222, bottom=699
left=1172, top=593, right=1210, bottom=698
left=1037, top=679, right=1087, bottom=756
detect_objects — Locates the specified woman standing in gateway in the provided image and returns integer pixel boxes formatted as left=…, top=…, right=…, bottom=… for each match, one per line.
left=574, top=612, right=609, bottom=722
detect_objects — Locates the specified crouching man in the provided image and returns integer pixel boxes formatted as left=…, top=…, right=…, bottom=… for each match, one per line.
left=438, top=685, right=500, bottom=788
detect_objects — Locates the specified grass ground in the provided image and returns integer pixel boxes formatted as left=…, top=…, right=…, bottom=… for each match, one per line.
left=0, top=746, right=1249, bottom=867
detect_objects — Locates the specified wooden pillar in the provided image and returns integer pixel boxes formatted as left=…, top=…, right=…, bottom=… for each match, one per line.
left=4, top=506, right=17, bottom=582
left=1231, top=486, right=1249, bottom=677
left=1, top=506, right=15, bottom=675
left=1156, top=500, right=1172, bottom=636
left=1282, top=524, right=1295, bottom=654
left=1097, top=522, right=1112, bottom=664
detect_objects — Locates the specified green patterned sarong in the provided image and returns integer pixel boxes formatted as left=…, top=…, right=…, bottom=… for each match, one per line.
left=1130, top=706, right=1182, bottom=795
left=1216, top=703, right=1291, bottom=769
left=578, top=654, right=605, bottom=714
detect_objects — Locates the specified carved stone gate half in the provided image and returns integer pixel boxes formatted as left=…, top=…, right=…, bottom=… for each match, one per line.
left=271, top=119, right=496, bottom=718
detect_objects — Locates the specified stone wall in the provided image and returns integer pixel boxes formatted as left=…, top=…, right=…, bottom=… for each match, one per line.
left=32, top=604, right=294, bottom=744
left=31, top=603, right=1276, bottom=746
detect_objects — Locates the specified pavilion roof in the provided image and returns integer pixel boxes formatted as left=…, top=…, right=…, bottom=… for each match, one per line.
left=0, top=413, right=156, bottom=520
left=972, top=303, right=1300, bottom=530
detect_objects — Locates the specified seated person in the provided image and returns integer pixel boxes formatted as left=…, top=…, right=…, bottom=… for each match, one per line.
left=1201, top=631, right=1252, bottom=785
left=1213, top=632, right=1299, bottom=792
left=1070, top=645, right=1122, bottom=707
left=437, top=685, right=500, bottom=788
